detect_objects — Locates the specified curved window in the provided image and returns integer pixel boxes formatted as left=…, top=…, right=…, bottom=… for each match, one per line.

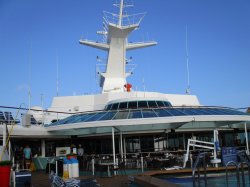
left=148, top=101, right=157, bottom=108
left=111, top=103, right=119, bottom=110
left=106, top=100, right=172, bottom=111
left=46, top=106, right=248, bottom=127
left=119, top=102, right=127, bottom=110
left=163, top=101, right=172, bottom=107
left=106, top=104, right=112, bottom=110
left=138, top=101, right=148, bottom=108
left=128, top=101, right=138, bottom=109
left=156, top=101, right=165, bottom=108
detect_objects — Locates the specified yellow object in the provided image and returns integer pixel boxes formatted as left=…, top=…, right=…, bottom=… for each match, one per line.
left=63, top=171, right=69, bottom=180
left=30, top=162, right=36, bottom=172
left=63, top=163, right=69, bottom=180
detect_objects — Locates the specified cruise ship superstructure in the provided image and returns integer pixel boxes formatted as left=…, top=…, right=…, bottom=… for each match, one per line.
left=1, top=0, right=250, bottom=163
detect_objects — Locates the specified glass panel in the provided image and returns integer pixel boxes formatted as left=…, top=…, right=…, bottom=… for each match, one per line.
left=69, top=114, right=87, bottom=123
left=126, top=137, right=140, bottom=153
left=56, top=115, right=79, bottom=125
left=153, top=109, right=173, bottom=117
left=194, top=108, right=214, bottom=115
left=113, top=110, right=129, bottom=120
left=156, top=101, right=165, bottom=108
left=148, top=101, right=157, bottom=108
left=85, top=112, right=107, bottom=122
left=119, top=102, right=128, bottom=110
left=128, top=110, right=142, bottom=119
left=111, top=103, right=119, bottom=110
left=163, top=101, right=172, bottom=107
left=99, top=111, right=117, bottom=121
left=179, top=108, right=199, bottom=115
left=205, top=108, right=225, bottom=115
left=128, top=101, right=138, bottom=109
left=138, top=101, right=148, bottom=108
left=220, top=108, right=245, bottom=115
left=166, top=108, right=186, bottom=116
left=106, top=104, right=112, bottom=110
left=142, top=109, right=157, bottom=118
left=141, top=136, right=154, bottom=152
left=80, top=114, right=94, bottom=122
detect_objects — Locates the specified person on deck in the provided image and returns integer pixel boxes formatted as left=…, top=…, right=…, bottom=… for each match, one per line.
left=77, top=144, right=84, bottom=170
left=23, top=145, right=32, bottom=169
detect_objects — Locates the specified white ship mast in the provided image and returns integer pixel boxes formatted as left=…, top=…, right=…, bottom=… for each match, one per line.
left=79, top=0, right=157, bottom=93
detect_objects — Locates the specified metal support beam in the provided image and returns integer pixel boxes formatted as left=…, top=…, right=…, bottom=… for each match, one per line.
left=41, top=140, right=46, bottom=157
left=120, top=132, right=123, bottom=161
left=245, top=122, right=249, bottom=155
left=123, top=137, right=126, bottom=165
left=3, top=123, right=6, bottom=147
left=112, top=127, right=116, bottom=175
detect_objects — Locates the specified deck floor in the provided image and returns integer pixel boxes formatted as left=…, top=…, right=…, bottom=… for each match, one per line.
left=29, top=166, right=238, bottom=187
left=31, top=171, right=129, bottom=187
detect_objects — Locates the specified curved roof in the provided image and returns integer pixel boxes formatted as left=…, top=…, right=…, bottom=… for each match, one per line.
left=46, top=106, right=248, bottom=127
left=44, top=106, right=250, bottom=137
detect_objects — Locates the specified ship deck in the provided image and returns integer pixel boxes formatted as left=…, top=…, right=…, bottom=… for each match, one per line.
left=29, top=166, right=241, bottom=187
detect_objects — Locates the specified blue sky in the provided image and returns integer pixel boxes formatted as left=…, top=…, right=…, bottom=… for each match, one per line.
left=0, top=0, right=249, bottom=109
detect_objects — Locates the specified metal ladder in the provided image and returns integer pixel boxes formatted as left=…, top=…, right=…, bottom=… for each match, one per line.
left=225, top=151, right=250, bottom=187
left=192, top=152, right=208, bottom=187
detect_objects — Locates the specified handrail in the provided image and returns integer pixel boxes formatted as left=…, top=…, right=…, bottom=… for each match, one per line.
left=225, top=161, right=240, bottom=187
left=183, top=139, right=214, bottom=168
left=192, top=152, right=207, bottom=187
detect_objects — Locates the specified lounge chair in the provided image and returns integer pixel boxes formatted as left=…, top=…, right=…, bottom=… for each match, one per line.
left=0, top=111, right=6, bottom=123
left=4, top=111, right=20, bottom=124
left=50, top=172, right=100, bottom=187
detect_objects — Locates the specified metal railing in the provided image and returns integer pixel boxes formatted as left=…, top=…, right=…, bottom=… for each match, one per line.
left=192, top=152, right=208, bottom=187
left=225, top=151, right=250, bottom=187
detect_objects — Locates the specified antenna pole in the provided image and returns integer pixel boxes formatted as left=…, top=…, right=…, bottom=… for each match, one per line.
left=28, top=41, right=32, bottom=110
left=56, top=52, right=59, bottom=96
left=185, top=25, right=190, bottom=94
left=118, top=0, right=124, bottom=26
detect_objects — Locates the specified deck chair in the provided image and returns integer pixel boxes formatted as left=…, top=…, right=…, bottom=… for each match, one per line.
left=50, top=172, right=100, bottom=187
left=4, top=111, right=20, bottom=124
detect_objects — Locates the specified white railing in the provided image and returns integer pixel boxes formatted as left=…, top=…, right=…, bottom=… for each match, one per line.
left=183, top=139, right=215, bottom=168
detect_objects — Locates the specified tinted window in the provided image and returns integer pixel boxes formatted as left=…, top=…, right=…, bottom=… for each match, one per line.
left=99, top=111, right=117, bottom=120
left=128, top=101, right=138, bottom=109
left=111, top=103, right=119, bottom=110
left=113, top=111, right=129, bottom=119
left=142, top=110, right=157, bottom=118
left=148, top=101, right=157, bottom=108
left=163, top=102, right=172, bottom=107
left=129, top=110, right=142, bottom=118
left=138, top=101, right=148, bottom=108
left=119, top=102, right=127, bottom=110
left=106, top=104, right=112, bottom=110
left=156, top=101, right=164, bottom=107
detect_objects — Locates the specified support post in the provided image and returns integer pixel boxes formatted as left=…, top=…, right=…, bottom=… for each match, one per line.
left=120, top=132, right=123, bottom=161
left=3, top=123, right=6, bottom=147
left=112, top=127, right=116, bottom=175
left=213, top=129, right=219, bottom=168
left=41, top=140, right=46, bottom=157
left=92, top=158, right=95, bottom=176
left=123, top=137, right=126, bottom=165
left=245, top=122, right=249, bottom=155
left=141, top=156, right=144, bottom=173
